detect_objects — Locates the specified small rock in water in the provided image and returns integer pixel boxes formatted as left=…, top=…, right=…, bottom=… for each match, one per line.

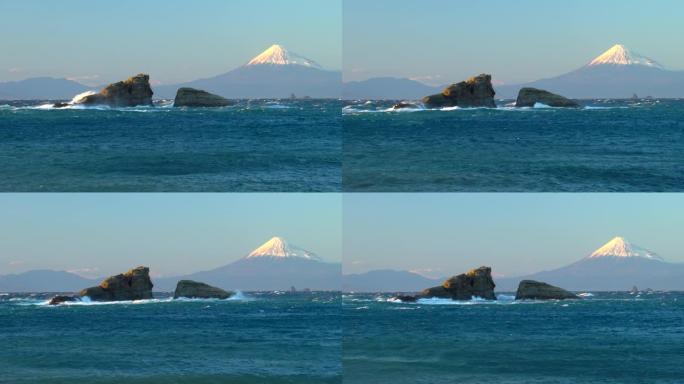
left=48, top=295, right=79, bottom=305
left=515, top=87, right=579, bottom=108
left=391, top=102, right=419, bottom=110
left=174, top=280, right=233, bottom=299
left=515, top=280, right=578, bottom=300
left=173, top=88, right=234, bottom=108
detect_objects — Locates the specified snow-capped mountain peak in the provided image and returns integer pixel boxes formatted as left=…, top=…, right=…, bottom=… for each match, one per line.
left=587, top=44, right=664, bottom=69
left=246, top=44, right=323, bottom=69
left=588, top=236, right=664, bottom=261
left=245, top=236, right=322, bottom=261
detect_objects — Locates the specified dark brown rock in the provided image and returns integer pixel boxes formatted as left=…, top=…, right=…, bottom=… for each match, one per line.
left=515, top=280, right=578, bottom=300
left=391, top=101, right=419, bottom=110
left=173, top=88, right=234, bottom=107
left=422, top=74, right=496, bottom=108
left=422, top=266, right=496, bottom=300
left=394, top=295, right=418, bottom=303
left=79, top=266, right=153, bottom=302
left=173, top=280, right=233, bottom=299
left=78, top=74, right=153, bottom=107
left=515, top=87, right=579, bottom=108
left=394, top=266, right=497, bottom=302
left=48, top=295, right=79, bottom=305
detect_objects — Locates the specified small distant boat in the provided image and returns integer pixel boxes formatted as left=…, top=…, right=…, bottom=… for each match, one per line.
left=631, top=93, right=639, bottom=100
left=630, top=285, right=639, bottom=294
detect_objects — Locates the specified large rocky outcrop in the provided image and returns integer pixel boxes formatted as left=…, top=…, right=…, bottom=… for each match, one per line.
left=173, top=280, right=233, bottom=299
left=173, top=87, right=234, bottom=107
left=79, top=266, right=153, bottom=302
left=515, top=280, right=578, bottom=300
left=515, top=87, right=579, bottom=108
left=78, top=74, right=153, bottom=107
left=395, top=266, right=496, bottom=302
left=422, top=74, right=496, bottom=108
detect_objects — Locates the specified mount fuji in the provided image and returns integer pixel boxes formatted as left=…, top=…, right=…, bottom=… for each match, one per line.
left=0, top=237, right=340, bottom=293
left=342, top=236, right=684, bottom=293
left=495, top=236, right=684, bottom=291
left=154, top=236, right=340, bottom=291
left=495, top=44, right=684, bottom=98
left=154, top=44, right=340, bottom=99
left=343, top=44, right=684, bottom=100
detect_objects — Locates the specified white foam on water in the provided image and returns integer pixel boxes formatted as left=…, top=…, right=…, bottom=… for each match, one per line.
left=533, top=102, right=552, bottom=108
left=416, top=296, right=497, bottom=305
left=577, top=292, right=594, bottom=297
left=57, top=296, right=175, bottom=306
left=70, top=90, right=97, bottom=104
left=226, top=290, right=252, bottom=301
left=496, top=294, right=516, bottom=301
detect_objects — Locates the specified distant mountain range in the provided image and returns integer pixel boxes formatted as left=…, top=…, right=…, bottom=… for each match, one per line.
left=0, top=237, right=340, bottom=293
left=0, top=77, right=91, bottom=101
left=0, top=45, right=340, bottom=100
left=0, top=270, right=97, bottom=293
left=342, top=269, right=441, bottom=293
left=343, top=44, right=684, bottom=100
left=343, top=77, right=440, bottom=100
left=343, top=237, right=684, bottom=292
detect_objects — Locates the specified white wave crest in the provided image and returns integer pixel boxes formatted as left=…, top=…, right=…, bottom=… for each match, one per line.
left=70, top=90, right=97, bottom=104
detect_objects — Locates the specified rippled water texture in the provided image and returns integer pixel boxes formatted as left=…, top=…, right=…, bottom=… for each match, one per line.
left=0, top=100, right=341, bottom=191
left=0, top=292, right=341, bottom=384
left=343, top=292, right=684, bottom=383
left=343, top=99, right=684, bottom=191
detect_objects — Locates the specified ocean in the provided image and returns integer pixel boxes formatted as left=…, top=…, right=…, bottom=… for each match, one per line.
left=0, top=100, right=341, bottom=192
left=0, top=292, right=341, bottom=384
left=343, top=99, right=684, bottom=192
left=343, top=292, right=684, bottom=384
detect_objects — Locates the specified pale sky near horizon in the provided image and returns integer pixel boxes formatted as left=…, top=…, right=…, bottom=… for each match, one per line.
left=343, top=194, right=684, bottom=278
left=344, top=0, right=684, bottom=85
left=0, top=0, right=341, bottom=85
left=0, top=194, right=341, bottom=278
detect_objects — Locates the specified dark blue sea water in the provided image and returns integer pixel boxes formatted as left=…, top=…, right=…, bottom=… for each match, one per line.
left=343, top=292, right=684, bottom=384
left=0, top=292, right=341, bottom=384
left=343, top=99, right=684, bottom=191
left=0, top=100, right=341, bottom=192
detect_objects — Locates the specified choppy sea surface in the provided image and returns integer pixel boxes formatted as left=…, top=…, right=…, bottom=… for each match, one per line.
left=343, top=292, right=684, bottom=384
left=343, top=99, right=684, bottom=191
left=0, top=292, right=341, bottom=384
left=0, top=100, right=341, bottom=192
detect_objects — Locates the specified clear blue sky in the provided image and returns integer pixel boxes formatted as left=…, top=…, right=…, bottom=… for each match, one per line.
left=0, top=194, right=341, bottom=278
left=344, top=0, right=684, bottom=85
left=0, top=0, right=341, bottom=85
left=343, top=194, right=684, bottom=278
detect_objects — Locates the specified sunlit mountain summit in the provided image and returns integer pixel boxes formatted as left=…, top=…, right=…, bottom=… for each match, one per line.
left=587, top=44, right=664, bottom=69
left=246, top=236, right=323, bottom=261
left=587, top=236, right=664, bottom=261
left=495, top=43, right=684, bottom=98
left=343, top=43, right=684, bottom=99
left=154, top=44, right=340, bottom=99
left=495, top=236, right=682, bottom=291
left=247, top=44, right=323, bottom=69
left=0, top=44, right=341, bottom=100
left=154, top=236, right=340, bottom=291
